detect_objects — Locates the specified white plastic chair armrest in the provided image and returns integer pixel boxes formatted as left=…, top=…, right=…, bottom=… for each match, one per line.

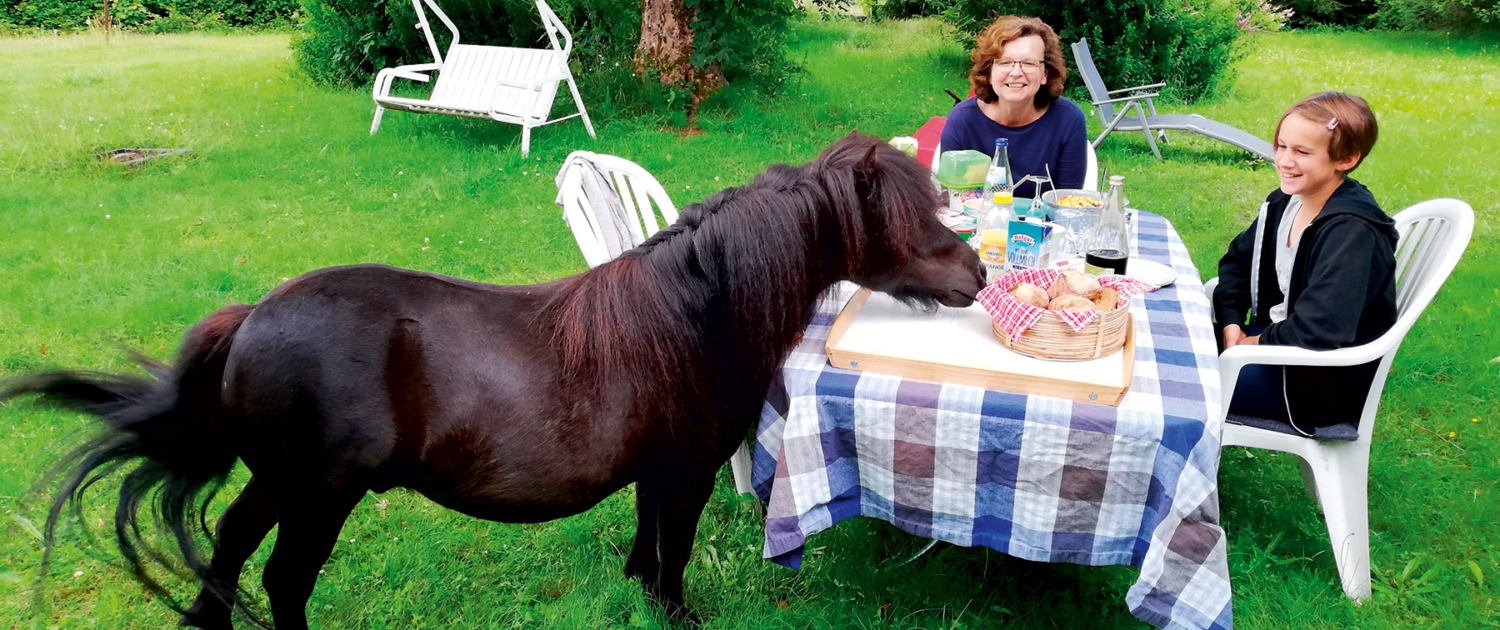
left=1106, top=82, right=1167, bottom=95
left=1217, top=342, right=1389, bottom=414
left=383, top=62, right=441, bottom=80
left=385, top=69, right=436, bottom=83
left=374, top=64, right=441, bottom=97
left=1091, top=92, right=1160, bottom=107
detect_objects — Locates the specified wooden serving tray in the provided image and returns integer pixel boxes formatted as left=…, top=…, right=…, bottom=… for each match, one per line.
left=824, top=289, right=1135, bottom=406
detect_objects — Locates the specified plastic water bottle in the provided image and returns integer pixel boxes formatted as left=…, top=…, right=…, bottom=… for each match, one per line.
left=977, top=194, right=1014, bottom=281
left=1086, top=175, right=1130, bottom=275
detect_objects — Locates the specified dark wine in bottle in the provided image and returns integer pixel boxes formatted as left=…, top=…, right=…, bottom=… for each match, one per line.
left=1085, top=248, right=1128, bottom=275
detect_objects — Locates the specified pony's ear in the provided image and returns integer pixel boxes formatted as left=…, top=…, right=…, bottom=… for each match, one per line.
left=861, top=141, right=881, bottom=168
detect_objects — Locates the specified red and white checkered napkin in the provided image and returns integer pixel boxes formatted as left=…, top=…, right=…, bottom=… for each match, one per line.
left=977, top=268, right=1159, bottom=336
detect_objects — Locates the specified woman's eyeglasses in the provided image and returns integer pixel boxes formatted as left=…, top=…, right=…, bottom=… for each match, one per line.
left=995, top=60, right=1044, bottom=74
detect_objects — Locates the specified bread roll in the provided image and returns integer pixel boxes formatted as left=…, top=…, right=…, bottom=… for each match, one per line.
left=1090, top=287, right=1119, bottom=311
left=1047, top=270, right=1103, bottom=300
left=1010, top=282, right=1050, bottom=309
left=1047, top=294, right=1095, bottom=311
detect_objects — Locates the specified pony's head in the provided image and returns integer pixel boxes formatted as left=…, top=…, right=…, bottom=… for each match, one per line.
left=810, top=133, right=985, bottom=308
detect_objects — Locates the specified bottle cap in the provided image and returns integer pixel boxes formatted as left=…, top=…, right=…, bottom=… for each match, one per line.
left=995, top=138, right=1009, bottom=148
left=1109, top=175, right=1125, bottom=185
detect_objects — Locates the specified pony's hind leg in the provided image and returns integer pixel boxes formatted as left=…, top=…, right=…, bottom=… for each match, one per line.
left=261, top=485, right=366, bottom=630
left=182, top=477, right=278, bottom=630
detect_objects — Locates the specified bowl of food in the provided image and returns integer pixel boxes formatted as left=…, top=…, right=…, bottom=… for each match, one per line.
left=1040, top=188, right=1105, bottom=212
left=1039, top=189, right=1106, bottom=258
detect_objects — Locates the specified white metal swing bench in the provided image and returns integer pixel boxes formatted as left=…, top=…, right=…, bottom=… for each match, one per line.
left=370, top=0, right=595, bottom=156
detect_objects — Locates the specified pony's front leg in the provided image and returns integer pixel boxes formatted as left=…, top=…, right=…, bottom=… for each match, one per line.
left=261, top=486, right=365, bottom=630
left=650, top=469, right=716, bottom=624
left=624, top=480, right=660, bottom=582
left=182, top=478, right=278, bottom=629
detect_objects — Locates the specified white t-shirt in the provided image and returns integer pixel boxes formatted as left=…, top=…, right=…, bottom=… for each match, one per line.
left=1269, top=196, right=1304, bottom=323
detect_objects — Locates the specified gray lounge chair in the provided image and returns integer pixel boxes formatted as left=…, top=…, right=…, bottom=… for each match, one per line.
left=1071, top=38, right=1273, bottom=161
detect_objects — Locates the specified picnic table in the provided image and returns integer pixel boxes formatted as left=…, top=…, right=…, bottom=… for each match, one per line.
left=751, top=210, right=1233, bottom=629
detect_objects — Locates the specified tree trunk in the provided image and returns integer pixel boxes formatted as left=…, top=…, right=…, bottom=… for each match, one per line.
left=635, top=0, right=725, bottom=129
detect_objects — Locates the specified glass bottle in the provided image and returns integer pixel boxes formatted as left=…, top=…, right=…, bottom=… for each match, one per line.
left=1085, top=175, right=1130, bottom=276
left=983, top=138, right=1013, bottom=212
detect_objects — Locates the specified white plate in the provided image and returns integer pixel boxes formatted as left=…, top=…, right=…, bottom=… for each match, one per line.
left=1126, top=259, right=1177, bottom=287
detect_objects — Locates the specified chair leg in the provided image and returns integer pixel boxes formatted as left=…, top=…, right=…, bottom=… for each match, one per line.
left=729, top=441, right=755, bottom=499
left=521, top=124, right=532, bottom=158
left=371, top=106, right=385, bottom=135
left=1092, top=107, right=1134, bottom=149
left=1297, top=458, right=1320, bottom=505
left=566, top=76, right=596, bottom=139
left=1310, top=447, right=1372, bottom=601
left=1136, top=103, right=1162, bottom=159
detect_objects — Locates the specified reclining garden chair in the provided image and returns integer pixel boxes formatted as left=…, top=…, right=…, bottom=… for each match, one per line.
left=1071, top=38, right=1273, bottom=161
left=553, top=152, right=758, bottom=498
left=1207, top=198, right=1474, bottom=601
left=371, top=0, right=595, bottom=157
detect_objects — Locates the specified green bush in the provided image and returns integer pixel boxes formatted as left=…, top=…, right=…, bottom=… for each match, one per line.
left=2, top=0, right=298, bottom=31
left=944, top=0, right=1244, bottom=102
left=8, top=0, right=95, bottom=29
left=1234, top=0, right=1293, bottom=32
left=1280, top=0, right=1378, bottom=28
left=872, top=0, right=956, bottom=20
left=167, top=0, right=298, bottom=27
left=1375, top=0, right=1500, bottom=30
left=143, top=7, right=194, bottom=32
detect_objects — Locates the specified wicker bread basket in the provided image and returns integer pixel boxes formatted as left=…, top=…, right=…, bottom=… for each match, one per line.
left=980, top=268, right=1142, bottom=361
left=991, top=308, right=1130, bottom=360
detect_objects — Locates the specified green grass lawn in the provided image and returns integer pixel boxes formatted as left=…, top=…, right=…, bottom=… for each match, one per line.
left=1, top=19, right=1496, bottom=629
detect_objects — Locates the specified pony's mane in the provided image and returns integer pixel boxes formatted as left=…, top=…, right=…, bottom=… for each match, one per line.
left=543, top=135, right=942, bottom=404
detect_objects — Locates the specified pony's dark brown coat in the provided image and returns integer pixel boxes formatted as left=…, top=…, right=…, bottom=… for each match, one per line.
left=3, top=134, right=984, bottom=628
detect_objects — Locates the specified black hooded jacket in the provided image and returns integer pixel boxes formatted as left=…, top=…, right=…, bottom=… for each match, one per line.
left=1213, top=178, right=1399, bottom=428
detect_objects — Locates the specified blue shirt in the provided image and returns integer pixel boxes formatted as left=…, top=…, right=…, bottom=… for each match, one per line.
left=940, top=96, right=1090, bottom=199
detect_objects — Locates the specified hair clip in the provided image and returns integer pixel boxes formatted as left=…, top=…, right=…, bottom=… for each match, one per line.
left=1326, top=117, right=1339, bottom=131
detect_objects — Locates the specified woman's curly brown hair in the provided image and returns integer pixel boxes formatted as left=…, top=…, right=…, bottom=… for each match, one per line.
left=969, top=15, right=1066, bottom=109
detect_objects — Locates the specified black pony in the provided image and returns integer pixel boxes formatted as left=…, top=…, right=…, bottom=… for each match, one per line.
left=3, top=133, right=984, bottom=628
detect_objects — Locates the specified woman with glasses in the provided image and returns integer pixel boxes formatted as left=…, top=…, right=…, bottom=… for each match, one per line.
left=940, top=15, right=1088, bottom=199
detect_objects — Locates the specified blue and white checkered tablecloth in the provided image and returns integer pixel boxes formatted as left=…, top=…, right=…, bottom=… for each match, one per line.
left=753, top=210, right=1230, bottom=630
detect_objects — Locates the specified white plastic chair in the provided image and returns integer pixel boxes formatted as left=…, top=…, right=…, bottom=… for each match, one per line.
left=371, top=0, right=595, bottom=157
left=554, top=151, right=677, bottom=267
left=552, top=153, right=758, bottom=498
left=1208, top=198, right=1474, bottom=601
left=1082, top=140, right=1099, bottom=192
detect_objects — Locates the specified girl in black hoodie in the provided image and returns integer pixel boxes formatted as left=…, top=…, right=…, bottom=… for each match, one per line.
left=1213, top=92, right=1399, bottom=436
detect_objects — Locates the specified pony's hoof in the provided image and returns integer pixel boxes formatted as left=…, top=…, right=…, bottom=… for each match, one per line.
left=178, top=611, right=232, bottom=630
left=666, top=602, right=702, bottom=628
left=623, top=556, right=657, bottom=582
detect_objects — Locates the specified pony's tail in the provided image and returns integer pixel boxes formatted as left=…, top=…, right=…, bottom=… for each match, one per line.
left=1, top=303, right=255, bottom=618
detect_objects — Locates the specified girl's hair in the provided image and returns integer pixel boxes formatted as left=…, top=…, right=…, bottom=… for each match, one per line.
left=969, top=15, right=1066, bottom=109
left=1275, top=91, right=1379, bottom=173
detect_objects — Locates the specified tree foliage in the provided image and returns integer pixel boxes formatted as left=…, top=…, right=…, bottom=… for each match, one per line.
left=1, top=0, right=298, bottom=31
